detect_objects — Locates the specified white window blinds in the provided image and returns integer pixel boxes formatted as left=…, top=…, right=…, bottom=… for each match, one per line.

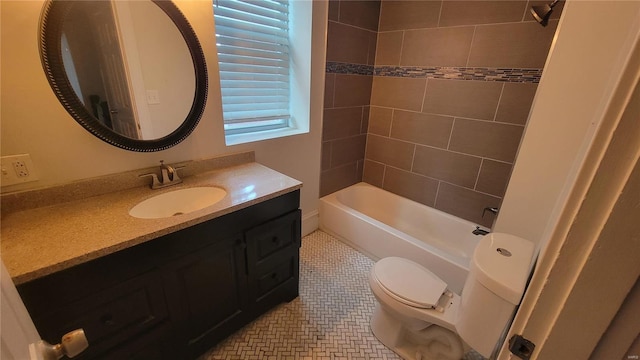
left=214, top=0, right=291, bottom=135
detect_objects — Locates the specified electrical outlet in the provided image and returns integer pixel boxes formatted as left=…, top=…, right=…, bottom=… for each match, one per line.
left=13, top=160, right=29, bottom=177
left=1, top=154, right=39, bottom=187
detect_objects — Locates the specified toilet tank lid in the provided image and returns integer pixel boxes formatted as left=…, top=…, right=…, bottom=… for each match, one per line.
left=472, top=233, right=535, bottom=305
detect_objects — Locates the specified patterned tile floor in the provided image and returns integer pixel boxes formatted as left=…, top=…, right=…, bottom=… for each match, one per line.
left=199, top=230, right=401, bottom=360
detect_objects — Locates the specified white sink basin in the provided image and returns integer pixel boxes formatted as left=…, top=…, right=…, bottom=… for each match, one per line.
left=129, top=187, right=227, bottom=219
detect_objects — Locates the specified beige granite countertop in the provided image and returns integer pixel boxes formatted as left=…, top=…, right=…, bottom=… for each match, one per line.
left=1, top=162, right=302, bottom=285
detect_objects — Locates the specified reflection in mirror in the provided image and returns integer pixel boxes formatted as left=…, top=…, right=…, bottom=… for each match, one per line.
left=40, top=0, right=207, bottom=152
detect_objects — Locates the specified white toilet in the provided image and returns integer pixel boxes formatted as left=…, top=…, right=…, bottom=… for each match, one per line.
left=369, top=233, right=535, bottom=360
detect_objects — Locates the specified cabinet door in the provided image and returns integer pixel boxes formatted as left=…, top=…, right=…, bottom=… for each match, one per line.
left=162, top=235, right=248, bottom=357
left=28, top=271, right=170, bottom=360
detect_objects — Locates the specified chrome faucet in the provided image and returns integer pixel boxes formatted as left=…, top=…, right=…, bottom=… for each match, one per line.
left=472, top=226, right=490, bottom=236
left=139, top=160, right=184, bottom=189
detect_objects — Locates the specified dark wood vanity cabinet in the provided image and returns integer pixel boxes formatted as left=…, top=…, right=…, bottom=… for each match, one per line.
left=17, top=190, right=301, bottom=360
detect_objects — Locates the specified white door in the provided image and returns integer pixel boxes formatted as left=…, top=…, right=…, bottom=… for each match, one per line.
left=0, top=259, right=42, bottom=360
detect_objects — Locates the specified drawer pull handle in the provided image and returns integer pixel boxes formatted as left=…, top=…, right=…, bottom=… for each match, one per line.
left=100, top=314, right=115, bottom=326
left=271, top=236, right=279, bottom=243
left=271, top=273, right=278, bottom=279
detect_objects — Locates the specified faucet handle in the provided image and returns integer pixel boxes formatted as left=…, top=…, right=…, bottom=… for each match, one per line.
left=170, top=165, right=185, bottom=182
left=482, top=207, right=499, bottom=218
left=139, top=173, right=161, bottom=189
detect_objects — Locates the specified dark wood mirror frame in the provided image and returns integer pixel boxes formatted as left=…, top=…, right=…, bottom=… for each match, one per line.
left=39, top=0, right=208, bottom=152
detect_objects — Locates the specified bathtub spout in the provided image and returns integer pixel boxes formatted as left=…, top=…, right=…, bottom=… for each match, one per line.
left=472, top=226, right=490, bottom=236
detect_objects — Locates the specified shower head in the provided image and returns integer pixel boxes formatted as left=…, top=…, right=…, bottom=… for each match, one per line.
left=531, top=0, right=560, bottom=26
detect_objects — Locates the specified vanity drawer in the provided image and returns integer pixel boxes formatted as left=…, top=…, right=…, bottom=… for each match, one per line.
left=246, top=210, right=301, bottom=261
left=255, top=255, right=297, bottom=299
left=33, top=271, right=169, bottom=359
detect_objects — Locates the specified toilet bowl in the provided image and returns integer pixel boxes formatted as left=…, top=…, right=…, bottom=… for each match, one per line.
left=369, top=233, right=535, bottom=360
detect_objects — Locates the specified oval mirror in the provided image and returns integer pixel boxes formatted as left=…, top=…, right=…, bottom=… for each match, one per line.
left=39, top=0, right=208, bottom=152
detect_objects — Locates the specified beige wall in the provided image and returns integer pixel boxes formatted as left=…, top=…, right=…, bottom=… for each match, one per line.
left=0, top=0, right=327, bottom=232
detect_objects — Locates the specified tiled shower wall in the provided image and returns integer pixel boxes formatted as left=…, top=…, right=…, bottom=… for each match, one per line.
left=321, top=1, right=562, bottom=227
left=320, top=1, right=380, bottom=196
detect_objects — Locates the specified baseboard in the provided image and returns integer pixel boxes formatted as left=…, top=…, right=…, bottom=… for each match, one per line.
left=301, top=210, right=318, bottom=237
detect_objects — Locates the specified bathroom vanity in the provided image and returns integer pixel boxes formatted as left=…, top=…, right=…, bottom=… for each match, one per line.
left=1, top=154, right=302, bottom=359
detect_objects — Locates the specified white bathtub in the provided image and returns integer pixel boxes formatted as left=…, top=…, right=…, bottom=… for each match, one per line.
left=319, top=182, right=486, bottom=294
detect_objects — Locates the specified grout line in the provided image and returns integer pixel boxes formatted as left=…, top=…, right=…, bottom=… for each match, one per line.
left=381, top=164, right=387, bottom=188
left=493, top=83, right=506, bottom=122
left=410, top=144, right=417, bottom=172
left=360, top=106, right=366, bottom=134
left=397, top=30, right=406, bottom=66
left=420, top=78, right=429, bottom=113
left=521, top=1, right=532, bottom=22
left=473, top=158, right=484, bottom=190
left=465, top=26, right=477, bottom=67
left=433, top=181, right=442, bottom=208
left=388, top=108, right=394, bottom=137
left=327, top=19, right=378, bottom=34
left=436, top=0, right=444, bottom=28
left=446, top=118, right=456, bottom=150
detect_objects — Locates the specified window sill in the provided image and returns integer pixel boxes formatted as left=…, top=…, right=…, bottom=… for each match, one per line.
left=225, top=127, right=309, bottom=146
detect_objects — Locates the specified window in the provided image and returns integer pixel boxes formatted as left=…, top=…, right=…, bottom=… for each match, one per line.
left=214, top=0, right=294, bottom=139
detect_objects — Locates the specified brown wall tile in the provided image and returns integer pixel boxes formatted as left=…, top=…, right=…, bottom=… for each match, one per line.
left=365, top=134, right=415, bottom=170
left=379, top=0, right=441, bottom=31
left=468, top=20, right=559, bottom=68
left=449, top=119, right=524, bottom=162
left=390, top=110, right=453, bottom=148
left=376, top=31, right=403, bottom=66
left=320, top=163, right=360, bottom=197
left=327, top=21, right=375, bottom=65
left=339, top=1, right=381, bottom=32
left=324, top=73, right=335, bottom=108
left=328, top=0, right=339, bottom=21
left=323, top=0, right=558, bottom=219
left=412, top=146, right=482, bottom=188
left=476, top=160, right=513, bottom=197
left=423, top=79, right=503, bottom=120
left=367, top=31, right=378, bottom=65
left=331, top=135, right=367, bottom=167
left=321, top=142, right=332, bottom=171
left=368, top=106, right=393, bottom=136
left=439, top=1, right=527, bottom=27
left=435, top=182, right=501, bottom=227
left=323, top=107, right=364, bottom=141
left=371, top=76, right=426, bottom=111
left=357, top=159, right=364, bottom=180
left=383, top=167, right=439, bottom=206
left=495, top=83, right=538, bottom=125
left=363, top=160, right=385, bottom=187
left=361, top=107, right=370, bottom=134
left=334, top=74, right=373, bottom=107
left=401, top=27, right=475, bottom=67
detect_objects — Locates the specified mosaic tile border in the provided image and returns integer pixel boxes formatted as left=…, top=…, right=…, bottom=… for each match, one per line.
left=326, top=62, right=375, bottom=76
left=326, top=61, right=542, bottom=83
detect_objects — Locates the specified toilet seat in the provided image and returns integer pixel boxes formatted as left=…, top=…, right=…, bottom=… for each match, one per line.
left=373, top=257, right=447, bottom=309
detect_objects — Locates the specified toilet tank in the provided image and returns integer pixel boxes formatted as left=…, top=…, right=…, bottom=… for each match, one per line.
left=455, top=233, right=535, bottom=358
